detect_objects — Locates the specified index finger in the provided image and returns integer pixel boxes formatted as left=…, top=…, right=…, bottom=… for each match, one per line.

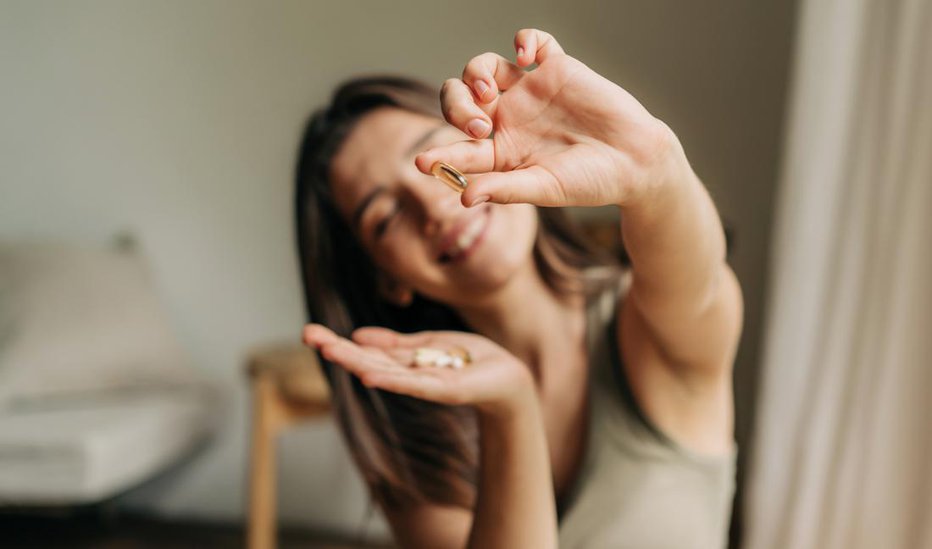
left=414, top=138, right=495, bottom=178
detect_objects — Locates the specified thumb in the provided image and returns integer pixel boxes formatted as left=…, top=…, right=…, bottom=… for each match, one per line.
left=462, top=165, right=560, bottom=207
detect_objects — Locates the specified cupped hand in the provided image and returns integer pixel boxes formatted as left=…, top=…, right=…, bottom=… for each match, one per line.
left=303, top=324, right=536, bottom=418
left=414, top=28, right=685, bottom=209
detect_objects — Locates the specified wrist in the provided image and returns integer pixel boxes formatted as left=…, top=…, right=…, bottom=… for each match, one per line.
left=476, top=373, right=539, bottom=424
left=614, top=119, right=698, bottom=210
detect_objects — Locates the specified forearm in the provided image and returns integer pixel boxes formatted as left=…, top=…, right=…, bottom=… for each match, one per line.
left=467, top=389, right=557, bottom=549
left=619, top=133, right=728, bottom=313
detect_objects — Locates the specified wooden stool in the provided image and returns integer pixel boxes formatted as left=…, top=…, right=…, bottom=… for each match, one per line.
left=246, top=342, right=331, bottom=549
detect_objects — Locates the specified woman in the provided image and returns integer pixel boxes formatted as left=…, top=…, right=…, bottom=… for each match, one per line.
left=297, top=28, right=742, bottom=549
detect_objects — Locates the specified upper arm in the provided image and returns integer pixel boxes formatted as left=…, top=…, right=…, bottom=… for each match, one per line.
left=381, top=500, right=473, bottom=549
left=626, top=262, right=743, bottom=375
left=617, top=263, right=743, bottom=455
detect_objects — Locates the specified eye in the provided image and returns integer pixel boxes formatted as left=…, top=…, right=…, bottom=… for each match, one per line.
left=373, top=201, right=401, bottom=238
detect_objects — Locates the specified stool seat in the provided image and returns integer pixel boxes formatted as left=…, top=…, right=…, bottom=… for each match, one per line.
left=246, top=343, right=330, bottom=406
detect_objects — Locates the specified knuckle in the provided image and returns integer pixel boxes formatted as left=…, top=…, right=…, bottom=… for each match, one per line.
left=518, top=27, right=541, bottom=40
left=465, top=53, right=484, bottom=69
left=440, top=78, right=456, bottom=96
left=636, top=118, right=676, bottom=166
left=464, top=53, right=492, bottom=80
left=462, top=144, right=479, bottom=164
left=442, top=104, right=467, bottom=124
left=441, top=78, right=462, bottom=100
left=479, top=51, right=498, bottom=65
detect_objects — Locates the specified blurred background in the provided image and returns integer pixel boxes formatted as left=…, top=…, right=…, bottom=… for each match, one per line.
left=1, top=1, right=928, bottom=548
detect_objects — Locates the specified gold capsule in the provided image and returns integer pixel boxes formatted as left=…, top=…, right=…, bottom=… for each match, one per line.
left=430, top=161, right=469, bottom=193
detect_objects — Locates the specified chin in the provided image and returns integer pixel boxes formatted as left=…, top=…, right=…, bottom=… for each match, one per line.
left=405, top=205, right=538, bottom=306
left=445, top=207, right=538, bottom=298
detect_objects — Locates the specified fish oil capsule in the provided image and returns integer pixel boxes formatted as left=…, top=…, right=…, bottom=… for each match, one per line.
left=430, top=161, right=469, bottom=193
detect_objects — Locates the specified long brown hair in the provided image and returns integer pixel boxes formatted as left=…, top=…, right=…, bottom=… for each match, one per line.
left=294, top=75, right=619, bottom=509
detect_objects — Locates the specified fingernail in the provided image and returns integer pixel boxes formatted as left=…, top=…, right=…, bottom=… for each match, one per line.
left=475, top=79, right=490, bottom=100
left=517, top=46, right=525, bottom=60
left=467, top=119, right=490, bottom=138
left=469, top=195, right=490, bottom=207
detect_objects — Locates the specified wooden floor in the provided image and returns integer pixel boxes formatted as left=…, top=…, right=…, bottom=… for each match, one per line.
left=1, top=512, right=395, bottom=549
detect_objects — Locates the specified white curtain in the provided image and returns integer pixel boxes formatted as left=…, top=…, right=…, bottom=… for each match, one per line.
left=744, top=0, right=932, bottom=547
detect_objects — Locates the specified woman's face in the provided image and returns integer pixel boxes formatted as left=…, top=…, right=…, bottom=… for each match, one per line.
left=329, top=106, right=538, bottom=307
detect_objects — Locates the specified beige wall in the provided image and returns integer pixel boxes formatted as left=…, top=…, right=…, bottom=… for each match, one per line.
left=0, top=0, right=796, bottom=537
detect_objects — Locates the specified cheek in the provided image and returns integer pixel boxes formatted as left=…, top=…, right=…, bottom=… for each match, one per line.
left=367, top=230, right=433, bottom=277
left=490, top=205, right=538, bottom=257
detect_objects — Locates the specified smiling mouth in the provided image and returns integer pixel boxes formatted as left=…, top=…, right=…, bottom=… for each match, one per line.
left=438, top=207, right=491, bottom=264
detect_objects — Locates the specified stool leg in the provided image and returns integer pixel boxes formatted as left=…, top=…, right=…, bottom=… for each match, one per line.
left=249, top=375, right=280, bottom=549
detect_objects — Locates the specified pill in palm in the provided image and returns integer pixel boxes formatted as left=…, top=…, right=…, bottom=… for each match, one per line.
left=430, top=162, right=469, bottom=193
left=412, top=346, right=473, bottom=369
left=413, top=347, right=447, bottom=368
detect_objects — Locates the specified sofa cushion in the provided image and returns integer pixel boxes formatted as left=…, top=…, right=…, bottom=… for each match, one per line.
left=0, top=240, right=197, bottom=410
left=0, top=386, right=218, bottom=504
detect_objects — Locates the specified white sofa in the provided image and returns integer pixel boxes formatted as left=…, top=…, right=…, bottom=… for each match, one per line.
left=0, top=238, right=219, bottom=506
left=0, top=387, right=217, bottom=505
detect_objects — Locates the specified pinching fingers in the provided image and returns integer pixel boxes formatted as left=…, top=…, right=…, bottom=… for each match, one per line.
left=514, top=28, right=566, bottom=67
left=440, top=78, right=492, bottom=139
left=461, top=51, right=524, bottom=103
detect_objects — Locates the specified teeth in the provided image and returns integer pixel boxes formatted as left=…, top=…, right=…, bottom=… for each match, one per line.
left=449, top=217, right=484, bottom=259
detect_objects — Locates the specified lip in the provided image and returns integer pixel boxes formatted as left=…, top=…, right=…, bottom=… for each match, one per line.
left=436, top=205, right=491, bottom=263
left=449, top=212, right=490, bottom=264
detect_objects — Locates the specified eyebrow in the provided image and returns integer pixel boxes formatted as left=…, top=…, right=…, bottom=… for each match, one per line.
left=350, top=123, right=446, bottom=230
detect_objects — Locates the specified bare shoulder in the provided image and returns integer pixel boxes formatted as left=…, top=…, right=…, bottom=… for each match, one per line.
left=381, top=500, right=472, bottom=548
left=615, top=265, right=742, bottom=456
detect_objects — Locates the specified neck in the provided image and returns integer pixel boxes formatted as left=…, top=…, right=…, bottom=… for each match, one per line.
left=455, top=263, right=588, bottom=382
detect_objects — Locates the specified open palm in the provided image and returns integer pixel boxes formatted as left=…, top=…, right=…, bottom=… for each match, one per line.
left=303, top=324, right=534, bottom=417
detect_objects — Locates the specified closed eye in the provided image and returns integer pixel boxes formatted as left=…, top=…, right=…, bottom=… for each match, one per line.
left=374, top=202, right=401, bottom=238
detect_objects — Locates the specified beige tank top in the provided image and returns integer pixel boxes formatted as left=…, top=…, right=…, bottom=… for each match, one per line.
left=557, top=267, right=737, bottom=548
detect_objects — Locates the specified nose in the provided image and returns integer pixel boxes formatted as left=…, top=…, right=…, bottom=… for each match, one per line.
left=407, top=172, right=466, bottom=238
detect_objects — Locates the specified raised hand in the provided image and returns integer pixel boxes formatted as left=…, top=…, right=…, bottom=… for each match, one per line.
left=303, top=324, right=536, bottom=418
left=414, top=28, right=687, bottom=209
